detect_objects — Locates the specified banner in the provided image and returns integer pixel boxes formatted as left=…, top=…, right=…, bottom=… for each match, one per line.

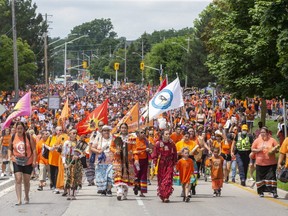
left=2, top=92, right=32, bottom=130
left=76, top=99, right=108, bottom=135
left=149, top=78, right=184, bottom=121
left=111, top=103, right=139, bottom=134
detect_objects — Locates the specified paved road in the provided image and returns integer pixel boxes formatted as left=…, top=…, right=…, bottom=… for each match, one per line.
left=0, top=176, right=287, bottom=216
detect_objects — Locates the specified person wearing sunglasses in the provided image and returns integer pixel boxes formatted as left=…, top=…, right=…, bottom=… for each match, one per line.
left=133, top=129, right=152, bottom=197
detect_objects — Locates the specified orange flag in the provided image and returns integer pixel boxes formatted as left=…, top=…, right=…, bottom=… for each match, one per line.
left=76, top=99, right=108, bottom=135
left=111, top=102, right=139, bottom=134
left=60, top=98, right=69, bottom=119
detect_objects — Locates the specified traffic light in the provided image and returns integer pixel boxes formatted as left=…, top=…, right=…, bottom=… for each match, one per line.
left=114, top=62, right=119, bottom=71
left=140, top=62, right=144, bottom=71
left=82, top=60, right=88, bottom=69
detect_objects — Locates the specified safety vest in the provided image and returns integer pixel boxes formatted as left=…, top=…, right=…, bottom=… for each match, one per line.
left=236, top=134, right=251, bottom=151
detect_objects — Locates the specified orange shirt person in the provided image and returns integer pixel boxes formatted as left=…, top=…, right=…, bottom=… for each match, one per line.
left=206, top=148, right=224, bottom=197
left=176, top=148, right=194, bottom=202
left=170, top=126, right=183, bottom=144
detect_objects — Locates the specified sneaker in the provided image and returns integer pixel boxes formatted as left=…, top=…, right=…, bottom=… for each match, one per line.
left=117, top=196, right=122, bottom=201
left=273, top=193, right=278, bottom=199
left=259, top=193, right=264, bottom=198
left=248, top=177, right=254, bottom=181
left=107, top=190, right=112, bottom=197
left=213, top=192, right=217, bottom=197
left=232, top=178, right=235, bottom=183
left=54, top=189, right=60, bottom=194
left=101, top=190, right=107, bottom=196
left=97, top=190, right=103, bottom=194
left=185, top=197, right=190, bottom=202
left=37, top=186, right=43, bottom=191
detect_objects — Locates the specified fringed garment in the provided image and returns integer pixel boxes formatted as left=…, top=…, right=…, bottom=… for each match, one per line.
left=152, top=139, right=177, bottom=201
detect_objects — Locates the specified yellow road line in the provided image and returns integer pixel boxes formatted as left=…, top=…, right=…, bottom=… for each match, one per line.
left=231, top=182, right=288, bottom=207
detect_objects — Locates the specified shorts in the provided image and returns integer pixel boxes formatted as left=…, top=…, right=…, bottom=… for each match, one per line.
left=1, top=146, right=8, bottom=156
left=39, top=164, right=50, bottom=181
left=13, top=162, right=33, bottom=175
left=220, top=153, right=232, bottom=161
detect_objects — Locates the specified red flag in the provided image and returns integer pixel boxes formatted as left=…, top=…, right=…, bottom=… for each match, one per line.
left=76, top=99, right=108, bottom=135
left=156, top=77, right=167, bottom=93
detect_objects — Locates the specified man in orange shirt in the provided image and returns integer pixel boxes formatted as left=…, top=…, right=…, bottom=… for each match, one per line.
left=134, top=129, right=152, bottom=197
left=170, top=126, right=183, bottom=144
left=36, top=130, right=52, bottom=191
left=245, top=104, right=256, bottom=133
left=278, top=137, right=288, bottom=170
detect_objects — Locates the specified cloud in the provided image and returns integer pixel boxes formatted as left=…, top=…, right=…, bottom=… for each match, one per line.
left=33, top=0, right=212, bottom=39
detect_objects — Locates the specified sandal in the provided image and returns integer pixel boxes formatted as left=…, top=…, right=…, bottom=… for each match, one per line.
left=67, top=196, right=71, bottom=200
left=24, top=197, right=29, bottom=204
left=15, top=202, right=22, bottom=206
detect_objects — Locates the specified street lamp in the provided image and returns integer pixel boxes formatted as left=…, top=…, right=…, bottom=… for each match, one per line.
left=172, top=39, right=190, bottom=88
left=64, top=35, right=88, bottom=86
left=171, top=42, right=189, bottom=53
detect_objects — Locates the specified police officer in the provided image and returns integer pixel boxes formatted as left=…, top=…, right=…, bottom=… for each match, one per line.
left=231, top=124, right=254, bottom=186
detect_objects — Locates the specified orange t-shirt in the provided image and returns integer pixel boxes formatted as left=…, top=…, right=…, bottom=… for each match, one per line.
left=36, top=139, right=49, bottom=165
left=134, top=138, right=148, bottom=161
left=221, top=141, right=231, bottom=155
left=2, top=134, right=11, bottom=147
left=176, top=158, right=194, bottom=184
left=205, top=156, right=224, bottom=180
left=251, top=136, right=278, bottom=166
left=12, top=134, right=33, bottom=165
left=280, top=138, right=288, bottom=168
left=170, top=132, right=183, bottom=144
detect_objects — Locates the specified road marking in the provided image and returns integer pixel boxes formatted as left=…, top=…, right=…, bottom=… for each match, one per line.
left=136, top=197, right=144, bottom=206
left=231, top=182, right=288, bottom=207
left=0, top=185, right=14, bottom=198
left=0, top=178, right=14, bottom=187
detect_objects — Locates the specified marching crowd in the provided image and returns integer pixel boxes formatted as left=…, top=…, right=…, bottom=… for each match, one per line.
left=0, top=82, right=287, bottom=205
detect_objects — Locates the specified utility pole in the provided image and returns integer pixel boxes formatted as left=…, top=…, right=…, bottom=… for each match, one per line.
left=124, top=41, right=127, bottom=83
left=44, top=14, right=49, bottom=95
left=11, top=0, right=19, bottom=100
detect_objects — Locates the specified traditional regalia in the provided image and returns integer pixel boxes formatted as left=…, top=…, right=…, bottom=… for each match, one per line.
left=110, top=133, right=136, bottom=200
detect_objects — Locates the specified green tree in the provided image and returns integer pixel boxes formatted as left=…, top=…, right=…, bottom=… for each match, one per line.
left=0, top=35, right=37, bottom=90
left=0, top=0, right=48, bottom=81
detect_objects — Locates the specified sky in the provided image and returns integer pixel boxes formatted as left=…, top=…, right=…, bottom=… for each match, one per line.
left=32, top=0, right=213, bottom=40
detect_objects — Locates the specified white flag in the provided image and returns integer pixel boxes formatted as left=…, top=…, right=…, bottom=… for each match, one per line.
left=149, top=78, right=184, bottom=120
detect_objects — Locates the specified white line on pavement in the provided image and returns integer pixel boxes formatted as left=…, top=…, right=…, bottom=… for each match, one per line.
left=136, top=197, right=144, bottom=206
left=0, top=185, right=14, bottom=198
left=0, top=178, right=14, bottom=187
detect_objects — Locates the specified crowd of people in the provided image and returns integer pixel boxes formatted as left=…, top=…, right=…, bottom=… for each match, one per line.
left=0, top=81, right=287, bottom=205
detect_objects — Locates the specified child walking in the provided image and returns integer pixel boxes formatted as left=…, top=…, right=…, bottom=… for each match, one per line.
left=206, top=148, right=224, bottom=197
left=176, top=148, right=194, bottom=202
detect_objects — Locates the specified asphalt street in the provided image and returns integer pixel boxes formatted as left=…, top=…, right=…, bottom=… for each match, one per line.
left=0, top=175, right=287, bottom=216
